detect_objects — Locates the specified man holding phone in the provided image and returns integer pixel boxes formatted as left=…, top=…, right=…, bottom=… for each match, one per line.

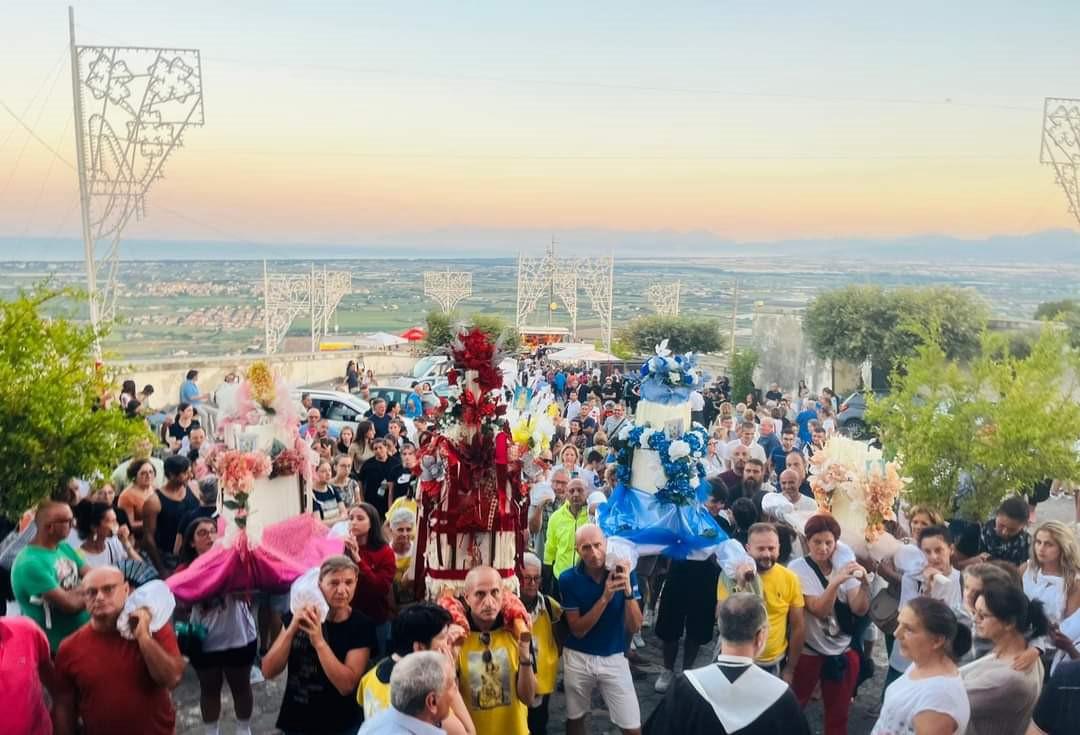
left=559, top=524, right=644, bottom=735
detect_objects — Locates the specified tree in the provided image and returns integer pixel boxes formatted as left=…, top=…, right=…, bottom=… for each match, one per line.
left=730, top=348, right=760, bottom=403
left=1034, top=299, right=1080, bottom=349
left=0, top=286, right=150, bottom=520
left=422, top=310, right=519, bottom=352
left=866, top=327, right=1080, bottom=521
left=804, top=286, right=987, bottom=369
left=621, top=315, right=723, bottom=355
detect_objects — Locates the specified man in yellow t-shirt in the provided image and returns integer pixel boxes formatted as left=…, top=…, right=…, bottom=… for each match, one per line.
left=520, top=552, right=562, bottom=734
left=457, top=566, right=536, bottom=735
left=716, top=522, right=805, bottom=682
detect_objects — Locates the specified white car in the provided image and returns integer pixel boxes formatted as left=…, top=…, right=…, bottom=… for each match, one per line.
left=292, top=389, right=371, bottom=437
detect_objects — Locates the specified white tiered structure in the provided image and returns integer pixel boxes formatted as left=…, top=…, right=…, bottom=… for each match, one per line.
left=628, top=398, right=692, bottom=494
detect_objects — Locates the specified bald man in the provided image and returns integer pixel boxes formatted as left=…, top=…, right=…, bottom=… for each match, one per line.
left=559, top=524, right=643, bottom=735
left=53, top=566, right=185, bottom=735
left=11, top=501, right=89, bottom=652
left=779, top=470, right=817, bottom=513
left=456, top=566, right=536, bottom=735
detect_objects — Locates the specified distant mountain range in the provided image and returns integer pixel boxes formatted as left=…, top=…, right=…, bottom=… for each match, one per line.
left=1, top=228, right=1077, bottom=263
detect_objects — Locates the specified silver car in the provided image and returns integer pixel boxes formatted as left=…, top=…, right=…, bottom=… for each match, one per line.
left=292, top=389, right=371, bottom=437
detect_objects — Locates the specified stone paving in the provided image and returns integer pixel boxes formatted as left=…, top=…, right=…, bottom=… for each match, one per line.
left=175, top=495, right=1078, bottom=734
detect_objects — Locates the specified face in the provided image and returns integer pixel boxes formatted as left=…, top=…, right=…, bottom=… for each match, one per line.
left=316, top=463, right=332, bottom=484
left=307, top=408, right=320, bottom=425
left=521, top=565, right=541, bottom=600
left=91, top=485, right=115, bottom=505
left=895, top=606, right=943, bottom=663
left=82, top=569, right=128, bottom=621
left=552, top=473, right=569, bottom=500
left=349, top=507, right=371, bottom=539
left=567, top=480, right=587, bottom=513
left=316, top=419, right=330, bottom=438
left=739, top=426, right=755, bottom=444
left=759, top=421, right=774, bottom=436
left=994, top=514, right=1024, bottom=540
left=807, top=531, right=836, bottom=563
left=786, top=453, right=806, bottom=479
left=704, top=495, right=725, bottom=518
left=192, top=521, right=217, bottom=556
left=973, top=595, right=1009, bottom=641
left=335, top=458, right=352, bottom=477
left=561, top=446, right=578, bottom=467
left=962, top=574, right=984, bottom=613
left=576, top=527, right=607, bottom=570
left=780, top=433, right=795, bottom=450
left=747, top=530, right=780, bottom=572
left=742, top=463, right=764, bottom=485
left=570, top=420, right=581, bottom=434
left=465, top=570, right=503, bottom=624
left=389, top=422, right=402, bottom=437
left=99, top=509, right=119, bottom=537
left=391, top=522, right=413, bottom=550
left=45, top=505, right=74, bottom=543
left=135, top=463, right=157, bottom=488
left=731, top=446, right=749, bottom=472
left=189, top=429, right=205, bottom=449
left=813, top=428, right=826, bottom=445
left=779, top=472, right=798, bottom=496
left=374, top=401, right=387, bottom=416
left=401, top=446, right=417, bottom=468
left=920, top=534, right=953, bottom=574
left=320, top=568, right=358, bottom=609
left=374, top=443, right=389, bottom=461
left=909, top=512, right=934, bottom=540
left=181, top=405, right=194, bottom=421
left=340, top=428, right=354, bottom=445
left=613, top=405, right=624, bottom=417
left=1034, top=530, right=1061, bottom=566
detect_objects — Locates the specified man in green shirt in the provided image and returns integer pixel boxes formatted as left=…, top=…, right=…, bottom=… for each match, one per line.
left=12, top=501, right=90, bottom=652
left=543, top=477, right=591, bottom=596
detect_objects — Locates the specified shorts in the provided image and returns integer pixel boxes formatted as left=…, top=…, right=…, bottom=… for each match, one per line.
left=655, top=559, right=719, bottom=644
left=563, top=648, right=641, bottom=729
left=190, top=639, right=257, bottom=670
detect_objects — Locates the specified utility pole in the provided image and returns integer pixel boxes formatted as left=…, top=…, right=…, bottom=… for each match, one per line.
left=729, top=279, right=739, bottom=359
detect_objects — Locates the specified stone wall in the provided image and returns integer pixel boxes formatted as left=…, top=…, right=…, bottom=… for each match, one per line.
left=117, top=350, right=420, bottom=405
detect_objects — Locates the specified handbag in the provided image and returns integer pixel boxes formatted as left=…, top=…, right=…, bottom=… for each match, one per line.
left=869, top=586, right=901, bottom=636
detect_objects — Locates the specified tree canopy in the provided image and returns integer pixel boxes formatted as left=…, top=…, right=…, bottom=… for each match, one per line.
left=620, top=315, right=723, bottom=355
left=0, top=286, right=150, bottom=520
left=730, top=348, right=760, bottom=402
left=1034, top=299, right=1080, bottom=349
left=422, top=310, right=520, bottom=352
left=866, top=327, right=1080, bottom=521
left=804, top=285, right=987, bottom=368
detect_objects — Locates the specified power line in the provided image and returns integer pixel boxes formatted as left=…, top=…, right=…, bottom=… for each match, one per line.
left=0, top=98, right=76, bottom=170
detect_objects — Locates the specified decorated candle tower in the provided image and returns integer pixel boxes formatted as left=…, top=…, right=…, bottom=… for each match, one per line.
left=599, top=341, right=726, bottom=558
left=414, top=328, right=530, bottom=598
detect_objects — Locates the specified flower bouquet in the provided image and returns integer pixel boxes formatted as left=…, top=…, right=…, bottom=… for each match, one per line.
left=218, top=450, right=272, bottom=529
left=638, top=340, right=705, bottom=405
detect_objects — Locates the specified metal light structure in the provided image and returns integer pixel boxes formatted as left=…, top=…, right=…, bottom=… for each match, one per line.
left=68, top=6, right=204, bottom=349
left=423, top=270, right=473, bottom=313
left=1040, top=97, right=1080, bottom=228
left=263, top=261, right=351, bottom=354
left=515, top=242, right=615, bottom=351
left=646, top=281, right=681, bottom=317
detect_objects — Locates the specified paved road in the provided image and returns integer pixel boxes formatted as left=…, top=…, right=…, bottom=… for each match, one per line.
left=175, top=495, right=1079, bottom=734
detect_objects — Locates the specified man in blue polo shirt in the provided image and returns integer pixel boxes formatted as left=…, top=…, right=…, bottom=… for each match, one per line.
left=559, top=524, right=644, bottom=735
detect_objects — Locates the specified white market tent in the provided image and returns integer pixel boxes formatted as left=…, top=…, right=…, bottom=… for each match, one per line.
left=355, top=331, right=409, bottom=349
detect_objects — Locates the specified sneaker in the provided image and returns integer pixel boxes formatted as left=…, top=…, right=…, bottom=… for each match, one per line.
left=249, top=665, right=265, bottom=684
left=654, top=670, right=674, bottom=693
left=633, top=632, right=646, bottom=648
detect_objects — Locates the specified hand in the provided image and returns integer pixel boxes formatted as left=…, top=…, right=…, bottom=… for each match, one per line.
left=735, top=562, right=756, bottom=585
left=781, top=667, right=795, bottom=685
left=1049, top=626, right=1076, bottom=653
left=1012, top=646, right=1042, bottom=672
left=603, top=572, right=625, bottom=601
left=129, top=607, right=152, bottom=640
left=517, top=633, right=532, bottom=662
left=116, top=525, right=132, bottom=546
left=297, top=606, right=324, bottom=644
left=342, top=536, right=359, bottom=561
left=838, top=562, right=866, bottom=583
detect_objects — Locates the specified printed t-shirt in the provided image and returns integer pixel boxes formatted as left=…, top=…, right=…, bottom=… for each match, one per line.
left=457, top=626, right=528, bottom=735
left=717, top=563, right=804, bottom=665
left=276, top=609, right=376, bottom=734
left=55, top=623, right=180, bottom=735
left=11, top=542, right=90, bottom=651
left=789, top=556, right=859, bottom=656
left=358, top=656, right=395, bottom=718
left=559, top=563, right=641, bottom=657
left=0, top=616, right=52, bottom=735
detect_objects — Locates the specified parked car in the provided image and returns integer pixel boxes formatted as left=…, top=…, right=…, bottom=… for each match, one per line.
left=291, top=389, right=371, bottom=437
left=837, top=390, right=888, bottom=439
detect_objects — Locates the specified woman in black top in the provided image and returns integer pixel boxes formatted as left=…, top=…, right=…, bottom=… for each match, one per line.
left=262, top=555, right=375, bottom=735
left=345, top=360, right=360, bottom=393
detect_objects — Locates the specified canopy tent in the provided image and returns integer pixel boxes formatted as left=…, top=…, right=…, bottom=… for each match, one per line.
left=548, top=346, right=621, bottom=363
left=357, top=331, right=409, bottom=348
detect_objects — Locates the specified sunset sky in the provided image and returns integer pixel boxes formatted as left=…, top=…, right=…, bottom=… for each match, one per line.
left=1, top=1, right=1079, bottom=250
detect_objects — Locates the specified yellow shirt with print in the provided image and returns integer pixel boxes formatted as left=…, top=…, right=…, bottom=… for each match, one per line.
left=531, top=596, right=562, bottom=696
left=356, top=657, right=393, bottom=717
left=717, top=563, right=804, bottom=665
left=457, top=628, right=528, bottom=735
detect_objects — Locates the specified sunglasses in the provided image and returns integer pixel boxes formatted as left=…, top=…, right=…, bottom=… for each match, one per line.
left=480, top=632, right=492, bottom=664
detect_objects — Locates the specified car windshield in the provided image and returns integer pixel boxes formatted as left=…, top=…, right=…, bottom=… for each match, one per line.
left=412, top=356, right=441, bottom=379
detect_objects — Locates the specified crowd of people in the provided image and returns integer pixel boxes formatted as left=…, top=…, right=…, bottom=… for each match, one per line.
left=2, top=360, right=1080, bottom=734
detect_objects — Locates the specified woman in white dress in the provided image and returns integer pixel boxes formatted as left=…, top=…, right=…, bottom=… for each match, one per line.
left=1021, top=520, right=1080, bottom=673
left=872, top=597, right=971, bottom=735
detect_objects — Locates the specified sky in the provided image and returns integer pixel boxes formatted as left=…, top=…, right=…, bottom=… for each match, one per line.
left=1, top=1, right=1079, bottom=252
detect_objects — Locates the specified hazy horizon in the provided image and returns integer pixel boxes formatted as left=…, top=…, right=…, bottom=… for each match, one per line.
left=3, top=2, right=1080, bottom=255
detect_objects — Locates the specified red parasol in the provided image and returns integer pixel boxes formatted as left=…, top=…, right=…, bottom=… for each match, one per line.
left=400, top=326, right=426, bottom=342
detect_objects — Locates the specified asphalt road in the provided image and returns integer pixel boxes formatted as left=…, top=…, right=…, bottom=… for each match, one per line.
left=175, top=495, right=1079, bottom=734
